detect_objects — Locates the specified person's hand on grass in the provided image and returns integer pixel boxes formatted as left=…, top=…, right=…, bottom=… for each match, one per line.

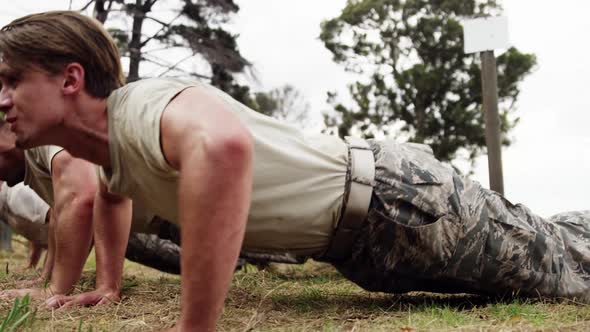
left=14, top=276, right=46, bottom=288
left=0, top=288, right=47, bottom=300
left=45, top=289, right=120, bottom=309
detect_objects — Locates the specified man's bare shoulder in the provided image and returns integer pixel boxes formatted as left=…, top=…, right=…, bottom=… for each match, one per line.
left=160, top=86, right=249, bottom=169
left=48, top=148, right=72, bottom=176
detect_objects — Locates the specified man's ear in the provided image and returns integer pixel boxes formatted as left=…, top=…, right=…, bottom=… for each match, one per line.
left=62, top=63, right=85, bottom=96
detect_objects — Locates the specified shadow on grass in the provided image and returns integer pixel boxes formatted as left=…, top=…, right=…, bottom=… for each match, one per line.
left=266, top=290, right=563, bottom=316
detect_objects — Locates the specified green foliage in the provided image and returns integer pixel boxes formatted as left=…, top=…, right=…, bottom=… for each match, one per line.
left=0, top=295, right=36, bottom=332
left=253, top=85, right=312, bottom=127
left=320, top=0, right=536, bottom=162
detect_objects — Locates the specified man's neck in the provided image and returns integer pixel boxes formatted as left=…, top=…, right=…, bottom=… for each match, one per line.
left=52, top=96, right=111, bottom=168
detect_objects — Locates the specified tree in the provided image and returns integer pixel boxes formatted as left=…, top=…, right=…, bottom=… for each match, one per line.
left=320, top=0, right=536, bottom=162
left=254, top=85, right=312, bottom=128
left=83, top=0, right=255, bottom=107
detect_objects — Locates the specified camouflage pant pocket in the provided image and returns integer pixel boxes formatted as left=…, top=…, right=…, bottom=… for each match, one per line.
left=371, top=140, right=460, bottom=223
left=368, top=201, right=462, bottom=277
left=366, top=140, right=465, bottom=278
left=329, top=201, right=463, bottom=294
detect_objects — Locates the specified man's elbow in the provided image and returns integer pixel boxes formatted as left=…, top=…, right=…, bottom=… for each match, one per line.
left=222, top=130, right=253, bottom=164
left=207, top=130, right=253, bottom=170
left=70, top=193, right=96, bottom=220
left=53, top=194, right=94, bottom=226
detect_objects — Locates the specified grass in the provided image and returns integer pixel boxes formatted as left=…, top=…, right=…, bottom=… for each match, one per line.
left=0, top=294, right=36, bottom=332
left=1, top=237, right=590, bottom=331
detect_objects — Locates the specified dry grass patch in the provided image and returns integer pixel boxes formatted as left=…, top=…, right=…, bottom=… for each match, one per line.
left=0, top=238, right=590, bottom=331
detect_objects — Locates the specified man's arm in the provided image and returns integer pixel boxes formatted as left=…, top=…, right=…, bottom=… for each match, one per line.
left=46, top=182, right=132, bottom=308
left=20, top=210, right=54, bottom=287
left=92, top=184, right=132, bottom=298
left=161, top=87, right=253, bottom=331
left=48, top=151, right=96, bottom=295
left=0, top=152, right=96, bottom=299
left=25, top=240, right=43, bottom=269
left=38, top=210, right=54, bottom=281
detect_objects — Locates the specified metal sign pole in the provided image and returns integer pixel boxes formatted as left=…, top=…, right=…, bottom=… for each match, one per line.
left=480, top=50, right=504, bottom=194
left=462, top=16, right=509, bottom=194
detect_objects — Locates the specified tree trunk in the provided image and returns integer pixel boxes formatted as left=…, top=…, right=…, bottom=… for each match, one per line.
left=93, top=0, right=111, bottom=24
left=127, top=0, right=151, bottom=82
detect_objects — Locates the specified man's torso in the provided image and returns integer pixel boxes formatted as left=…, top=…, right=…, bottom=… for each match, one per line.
left=101, top=78, right=350, bottom=255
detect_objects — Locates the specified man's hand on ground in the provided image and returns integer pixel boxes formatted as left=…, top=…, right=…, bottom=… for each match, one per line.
left=0, top=287, right=48, bottom=300
left=12, top=265, right=34, bottom=274
left=45, top=289, right=120, bottom=309
left=13, top=276, right=47, bottom=288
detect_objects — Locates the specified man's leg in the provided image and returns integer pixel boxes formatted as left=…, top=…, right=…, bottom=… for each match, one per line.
left=147, top=216, right=303, bottom=271
left=331, top=140, right=590, bottom=302
left=125, top=233, right=180, bottom=274
left=444, top=183, right=590, bottom=301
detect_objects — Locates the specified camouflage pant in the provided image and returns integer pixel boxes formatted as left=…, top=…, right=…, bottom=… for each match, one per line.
left=330, top=140, right=590, bottom=302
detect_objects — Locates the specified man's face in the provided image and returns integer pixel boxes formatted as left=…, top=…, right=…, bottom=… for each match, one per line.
left=0, top=123, right=25, bottom=186
left=0, top=61, right=65, bottom=149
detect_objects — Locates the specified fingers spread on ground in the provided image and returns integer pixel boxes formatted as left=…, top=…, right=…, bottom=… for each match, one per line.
left=0, top=289, right=20, bottom=299
left=45, top=294, right=70, bottom=308
left=97, top=295, right=119, bottom=305
left=61, top=294, right=99, bottom=308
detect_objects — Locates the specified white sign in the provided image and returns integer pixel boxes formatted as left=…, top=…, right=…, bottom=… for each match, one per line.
left=462, top=16, right=510, bottom=54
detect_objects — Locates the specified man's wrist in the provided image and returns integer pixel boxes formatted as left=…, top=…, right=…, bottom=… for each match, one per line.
left=95, top=272, right=123, bottom=294
left=95, top=284, right=121, bottom=295
left=47, top=282, right=73, bottom=296
left=178, top=316, right=215, bottom=332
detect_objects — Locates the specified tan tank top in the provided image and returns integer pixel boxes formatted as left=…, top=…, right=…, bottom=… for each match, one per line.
left=23, top=146, right=63, bottom=205
left=22, top=146, right=158, bottom=234
left=101, top=78, right=348, bottom=255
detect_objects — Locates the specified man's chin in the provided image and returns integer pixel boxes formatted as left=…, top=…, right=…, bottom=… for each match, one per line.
left=9, top=128, right=34, bottom=149
left=14, top=138, right=35, bottom=150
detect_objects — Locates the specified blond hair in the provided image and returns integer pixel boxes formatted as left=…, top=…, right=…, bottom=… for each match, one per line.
left=0, top=11, right=124, bottom=97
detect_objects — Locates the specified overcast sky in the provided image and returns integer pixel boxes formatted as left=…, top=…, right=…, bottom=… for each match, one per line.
left=1, top=1, right=588, bottom=217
